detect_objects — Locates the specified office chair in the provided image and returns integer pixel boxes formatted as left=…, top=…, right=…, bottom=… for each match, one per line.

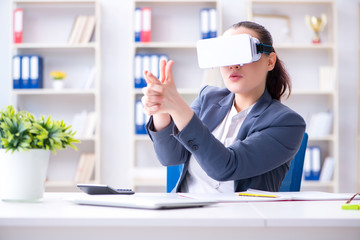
left=166, top=132, right=308, bottom=193
left=167, top=164, right=183, bottom=193
left=279, top=132, right=308, bottom=192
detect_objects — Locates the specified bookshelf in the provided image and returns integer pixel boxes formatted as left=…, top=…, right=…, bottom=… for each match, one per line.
left=131, top=0, right=222, bottom=191
left=10, top=0, right=101, bottom=191
left=248, top=0, right=339, bottom=192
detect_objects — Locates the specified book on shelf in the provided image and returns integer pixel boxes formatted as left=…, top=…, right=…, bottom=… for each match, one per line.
left=12, top=55, right=43, bottom=89
left=74, top=153, right=96, bottom=183
left=200, top=8, right=217, bottom=39
left=12, top=55, right=21, bottom=89
left=134, top=7, right=152, bottom=42
left=303, top=146, right=321, bottom=181
left=134, top=54, right=168, bottom=88
left=13, top=8, right=23, bottom=44
left=319, top=156, right=334, bottom=182
left=134, top=8, right=141, bottom=42
left=68, top=15, right=96, bottom=44
left=80, top=15, right=96, bottom=43
left=307, top=111, right=333, bottom=137
left=78, top=66, right=96, bottom=89
left=319, top=66, right=336, bottom=92
left=83, top=112, right=96, bottom=138
left=135, top=99, right=149, bottom=135
left=71, top=110, right=96, bottom=138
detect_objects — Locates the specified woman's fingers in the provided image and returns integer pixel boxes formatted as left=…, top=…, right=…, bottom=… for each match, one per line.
left=144, top=70, right=161, bottom=85
left=164, top=60, right=174, bottom=84
left=142, top=95, right=161, bottom=115
left=159, top=59, right=166, bottom=83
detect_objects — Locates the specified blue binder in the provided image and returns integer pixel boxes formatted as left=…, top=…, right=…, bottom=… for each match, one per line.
left=134, top=54, right=143, bottom=88
left=29, top=55, right=43, bottom=89
left=141, top=54, right=151, bottom=88
left=150, top=54, right=159, bottom=79
left=303, top=146, right=321, bottom=181
left=200, top=8, right=210, bottom=39
left=12, top=55, right=21, bottom=89
left=135, top=99, right=147, bottom=134
left=21, top=55, right=31, bottom=88
left=134, top=8, right=141, bottom=42
left=209, top=8, right=217, bottom=38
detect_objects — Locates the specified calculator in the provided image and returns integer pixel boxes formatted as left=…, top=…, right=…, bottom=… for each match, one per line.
left=77, top=184, right=135, bottom=195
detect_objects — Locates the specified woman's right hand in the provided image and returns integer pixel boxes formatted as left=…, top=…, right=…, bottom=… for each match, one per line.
left=141, top=59, right=172, bottom=131
left=142, top=59, right=194, bottom=132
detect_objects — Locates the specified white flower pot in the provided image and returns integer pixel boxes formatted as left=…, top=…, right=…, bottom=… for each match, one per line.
left=53, top=80, right=65, bottom=90
left=0, top=149, right=50, bottom=202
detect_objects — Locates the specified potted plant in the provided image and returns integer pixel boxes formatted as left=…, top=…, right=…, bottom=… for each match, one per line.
left=0, top=105, right=80, bottom=202
left=50, top=71, right=66, bottom=90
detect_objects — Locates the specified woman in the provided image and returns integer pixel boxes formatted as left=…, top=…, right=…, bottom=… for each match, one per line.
left=142, top=21, right=306, bottom=193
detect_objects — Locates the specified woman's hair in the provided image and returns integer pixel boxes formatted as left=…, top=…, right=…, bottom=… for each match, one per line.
left=230, top=21, right=291, bottom=101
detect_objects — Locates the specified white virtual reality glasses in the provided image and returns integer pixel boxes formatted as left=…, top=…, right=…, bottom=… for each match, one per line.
left=196, top=34, right=274, bottom=68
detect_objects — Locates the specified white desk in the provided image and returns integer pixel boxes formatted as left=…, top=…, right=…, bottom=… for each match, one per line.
left=0, top=193, right=359, bottom=240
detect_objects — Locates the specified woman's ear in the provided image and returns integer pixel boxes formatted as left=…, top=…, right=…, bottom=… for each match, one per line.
left=267, top=52, right=276, bottom=71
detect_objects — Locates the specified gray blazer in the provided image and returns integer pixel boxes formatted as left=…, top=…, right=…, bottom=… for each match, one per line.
left=146, top=86, right=306, bottom=192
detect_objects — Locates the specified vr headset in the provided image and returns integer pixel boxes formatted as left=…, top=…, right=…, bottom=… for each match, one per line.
left=196, top=34, right=274, bottom=68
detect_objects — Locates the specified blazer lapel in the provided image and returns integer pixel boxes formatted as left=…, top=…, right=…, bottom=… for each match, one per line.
left=237, top=89, right=273, bottom=140
left=201, top=91, right=235, bottom=131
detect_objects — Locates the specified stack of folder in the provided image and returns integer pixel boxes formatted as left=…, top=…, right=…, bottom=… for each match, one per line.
left=12, top=55, right=43, bottom=89
left=200, top=8, right=217, bottom=39
left=134, top=7, right=152, bottom=42
left=134, top=54, right=168, bottom=88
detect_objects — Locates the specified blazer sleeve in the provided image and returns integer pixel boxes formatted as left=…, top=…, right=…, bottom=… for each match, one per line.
left=145, top=86, right=206, bottom=166
left=173, top=106, right=306, bottom=182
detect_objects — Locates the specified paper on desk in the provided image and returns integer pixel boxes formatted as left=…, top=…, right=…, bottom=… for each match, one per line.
left=178, top=189, right=360, bottom=203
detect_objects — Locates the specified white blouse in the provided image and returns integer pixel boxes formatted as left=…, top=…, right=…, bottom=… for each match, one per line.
left=182, top=102, right=254, bottom=193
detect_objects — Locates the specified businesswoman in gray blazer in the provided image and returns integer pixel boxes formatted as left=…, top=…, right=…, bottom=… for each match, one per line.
left=142, top=21, right=306, bottom=193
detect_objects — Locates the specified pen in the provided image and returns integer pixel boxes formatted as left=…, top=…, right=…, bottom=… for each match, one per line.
left=238, top=193, right=278, bottom=198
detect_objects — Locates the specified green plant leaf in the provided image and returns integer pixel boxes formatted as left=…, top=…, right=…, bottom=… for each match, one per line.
left=0, top=105, right=80, bottom=153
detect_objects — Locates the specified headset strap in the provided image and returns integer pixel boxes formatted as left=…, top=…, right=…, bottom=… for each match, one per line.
left=256, top=43, right=274, bottom=54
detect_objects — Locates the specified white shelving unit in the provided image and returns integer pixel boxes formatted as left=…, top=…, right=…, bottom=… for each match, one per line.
left=131, top=0, right=222, bottom=191
left=248, top=0, right=339, bottom=192
left=10, top=0, right=101, bottom=191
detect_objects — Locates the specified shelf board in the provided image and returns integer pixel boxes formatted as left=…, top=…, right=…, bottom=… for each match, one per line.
left=291, top=90, right=335, bottom=95
left=133, top=88, right=199, bottom=95
left=301, top=181, right=334, bottom=188
left=134, top=134, right=150, bottom=141
left=308, top=135, right=335, bottom=141
left=135, top=42, right=197, bottom=49
left=274, top=43, right=335, bottom=50
left=12, top=43, right=98, bottom=49
left=77, top=136, right=97, bottom=141
left=12, top=89, right=97, bottom=95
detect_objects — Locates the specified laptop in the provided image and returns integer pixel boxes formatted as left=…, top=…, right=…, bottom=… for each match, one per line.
left=72, top=193, right=217, bottom=210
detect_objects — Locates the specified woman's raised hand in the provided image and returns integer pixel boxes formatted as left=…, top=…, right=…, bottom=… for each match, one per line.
left=142, top=59, right=194, bottom=132
left=142, top=59, right=178, bottom=116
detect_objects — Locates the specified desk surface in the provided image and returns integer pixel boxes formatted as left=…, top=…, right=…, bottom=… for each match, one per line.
left=1, top=192, right=360, bottom=240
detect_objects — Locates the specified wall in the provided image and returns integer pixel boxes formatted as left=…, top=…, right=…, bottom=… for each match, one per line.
left=0, top=0, right=358, bottom=192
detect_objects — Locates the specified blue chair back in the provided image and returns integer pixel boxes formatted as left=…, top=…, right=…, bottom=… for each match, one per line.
left=279, top=132, right=308, bottom=192
left=166, top=133, right=308, bottom=193
left=167, top=164, right=183, bottom=193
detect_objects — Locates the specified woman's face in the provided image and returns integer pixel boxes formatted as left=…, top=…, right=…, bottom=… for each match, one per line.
left=220, top=27, right=276, bottom=98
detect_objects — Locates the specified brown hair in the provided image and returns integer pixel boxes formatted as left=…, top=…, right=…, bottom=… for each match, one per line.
left=230, top=21, right=291, bottom=101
